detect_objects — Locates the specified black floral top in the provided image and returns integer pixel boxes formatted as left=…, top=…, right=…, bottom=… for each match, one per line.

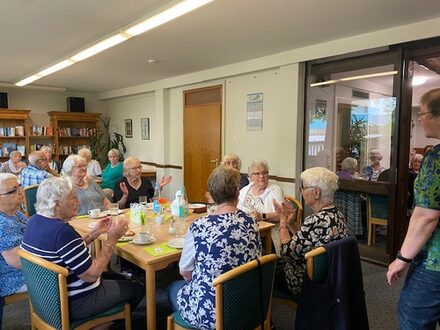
left=280, top=206, right=348, bottom=295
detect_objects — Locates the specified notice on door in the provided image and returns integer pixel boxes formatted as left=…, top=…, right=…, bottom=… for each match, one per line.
left=247, top=92, right=263, bottom=131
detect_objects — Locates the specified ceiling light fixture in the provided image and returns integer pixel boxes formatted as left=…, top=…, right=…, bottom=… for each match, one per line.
left=15, top=0, right=213, bottom=87
left=125, top=0, right=214, bottom=36
left=310, top=70, right=398, bottom=87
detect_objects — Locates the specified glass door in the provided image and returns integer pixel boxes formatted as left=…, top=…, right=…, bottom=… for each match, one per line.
left=304, top=52, right=401, bottom=264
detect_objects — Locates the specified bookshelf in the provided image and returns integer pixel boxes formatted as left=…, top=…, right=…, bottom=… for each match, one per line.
left=48, top=112, right=101, bottom=163
left=0, top=109, right=31, bottom=159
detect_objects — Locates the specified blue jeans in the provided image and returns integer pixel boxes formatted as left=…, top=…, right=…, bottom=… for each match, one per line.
left=168, top=280, right=186, bottom=312
left=398, top=259, right=440, bottom=330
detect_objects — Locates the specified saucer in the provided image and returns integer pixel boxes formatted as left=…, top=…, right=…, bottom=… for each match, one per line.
left=118, top=236, right=132, bottom=242
left=167, top=237, right=185, bottom=249
left=132, top=237, right=156, bottom=245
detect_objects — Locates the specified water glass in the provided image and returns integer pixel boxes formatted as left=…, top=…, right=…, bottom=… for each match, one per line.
left=109, top=203, right=119, bottom=217
left=176, top=218, right=187, bottom=237
left=139, top=196, right=148, bottom=206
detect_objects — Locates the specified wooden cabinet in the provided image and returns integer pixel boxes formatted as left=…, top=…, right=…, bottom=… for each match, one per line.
left=0, top=109, right=31, bottom=160
left=48, top=112, right=101, bottom=163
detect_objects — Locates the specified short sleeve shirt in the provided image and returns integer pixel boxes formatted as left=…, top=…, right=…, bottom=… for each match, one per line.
left=19, top=165, right=51, bottom=187
left=76, top=178, right=107, bottom=215
left=414, top=144, right=440, bottom=271
left=0, top=211, right=27, bottom=296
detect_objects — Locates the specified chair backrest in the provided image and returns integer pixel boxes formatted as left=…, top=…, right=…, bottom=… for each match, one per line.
left=23, top=185, right=38, bottom=217
left=285, top=195, right=303, bottom=225
left=305, top=247, right=328, bottom=283
left=17, top=249, right=70, bottom=330
left=212, top=254, right=277, bottom=330
left=368, top=194, right=388, bottom=220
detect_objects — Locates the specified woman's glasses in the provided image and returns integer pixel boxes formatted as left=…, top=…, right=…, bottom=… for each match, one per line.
left=0, top=185, right=22, bottom=196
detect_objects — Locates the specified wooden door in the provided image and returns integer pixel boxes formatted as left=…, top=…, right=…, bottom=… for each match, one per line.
left=183, top=86, right=222, bottom=202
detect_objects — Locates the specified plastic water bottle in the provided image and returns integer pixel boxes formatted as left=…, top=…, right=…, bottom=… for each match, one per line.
left=152, top=182, right=161, bottom=215
left=178, top=186, right=188, bottom=220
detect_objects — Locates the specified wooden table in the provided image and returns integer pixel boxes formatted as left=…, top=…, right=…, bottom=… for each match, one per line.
left=69, top=212, right=274, bottom=330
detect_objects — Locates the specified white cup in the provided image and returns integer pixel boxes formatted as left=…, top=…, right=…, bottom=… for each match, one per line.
left=109, top=203, right=119, bottom=216
left=88, top=209, right=101, bottom=218
left=136, top=231, right=152, bottom=243
left=155, top=215, right=164, bottom=225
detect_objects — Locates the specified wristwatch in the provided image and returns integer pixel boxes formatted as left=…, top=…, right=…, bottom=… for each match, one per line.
left=396, top=250, right=413, bottom=263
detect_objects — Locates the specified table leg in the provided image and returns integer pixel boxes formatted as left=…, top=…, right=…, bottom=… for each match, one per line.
left=263, top=231, right=272, bottom=253
left=146, top=265, right=156, bottom=330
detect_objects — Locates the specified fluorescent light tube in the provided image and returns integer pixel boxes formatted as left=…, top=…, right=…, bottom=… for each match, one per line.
left=125, top=0, right=213, bottom=36
left=71, top=34, right=129, bottom=62
left=310, top=80, right=338, bottom=87
left=38, top=60, right=75, bottom=77
left=339, top=70, right=398, bottom=81
left=15, top=75, right=42, bottom=87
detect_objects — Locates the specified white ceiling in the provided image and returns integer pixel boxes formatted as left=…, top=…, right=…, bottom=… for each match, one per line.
left=2, top=0, right=440, bottom=93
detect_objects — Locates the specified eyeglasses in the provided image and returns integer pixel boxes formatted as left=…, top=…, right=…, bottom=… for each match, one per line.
left=417, top=111, right=431, bottom=119
left=252, top=171, right=269, bottom=176
left=0, top=185, right=22, bottom=196
left=73, top=165, right=87, bottom=169
left=300, top=185, right=316, bottom=192
left=127, top=166, right=142, bottom=171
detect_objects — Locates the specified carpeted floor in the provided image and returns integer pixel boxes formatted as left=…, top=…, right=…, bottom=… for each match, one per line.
left=2, top=262, right=404, bottom=330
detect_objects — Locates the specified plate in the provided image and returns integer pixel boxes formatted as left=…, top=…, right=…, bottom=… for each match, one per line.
left=188, top=203, right=206, bottom=209
left=132, top=237, right=156, bottom=245
left=87, top=222, right=97, bottom=229
left=89, top=213, right=107, bottom=219
left=167, top=237, right=185, bottom=249
left=102, top=209, right=124, bottom=216
left=118, top=236, right=133, bottom=242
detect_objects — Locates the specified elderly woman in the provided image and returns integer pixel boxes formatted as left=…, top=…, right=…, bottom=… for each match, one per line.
left=78, top=147, right=102, bottom=178
left=101, top=148, right=124, bottom=194
left=409, top=153, right=423, bottom=174
left=62, top=154, right=111, bottom=215
left=336, top=157, right=358, bottom=179
left=168, top=166, right=262, bottom=329
left=0, top=150, right=26, bottom=175
left=274, top=167, right=348, bottom=296
left=40, top=145, right=59, bottom=173
left=113, top=157, right=171, bottom=209
left=362, top=149, right=385, bottom=181
left=237, top=159, right=284, bottom=255
left=21, top=176, right=143, bottom=321
left=221, top=153, right=249, bottom=189
left=387, top=88, right=440, bottom=329
left=0, top=174, right=27, bottom=299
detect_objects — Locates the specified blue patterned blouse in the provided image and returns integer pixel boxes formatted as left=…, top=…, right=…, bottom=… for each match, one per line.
left=177, top=210, right=262, bottom=329
left=0, top=210, right=27, bottom=297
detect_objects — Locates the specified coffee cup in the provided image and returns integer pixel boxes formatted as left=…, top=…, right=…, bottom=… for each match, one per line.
left=135, top=231, right=152, bottom=243
left=88, top=209, right=101, bottom=218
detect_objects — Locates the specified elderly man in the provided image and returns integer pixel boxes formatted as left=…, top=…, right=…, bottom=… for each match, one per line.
left=20, top=151, right=58, bottom=188
left=113, top=157, right=171, bottom=209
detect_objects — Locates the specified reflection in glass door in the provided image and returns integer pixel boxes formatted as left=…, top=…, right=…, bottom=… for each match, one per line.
left=305, top=62, right=398, bottom=264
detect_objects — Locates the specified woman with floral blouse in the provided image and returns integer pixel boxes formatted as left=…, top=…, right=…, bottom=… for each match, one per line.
left=168, top=166, right=262, bottom=330
left=274, top=167, right=348, bottom=296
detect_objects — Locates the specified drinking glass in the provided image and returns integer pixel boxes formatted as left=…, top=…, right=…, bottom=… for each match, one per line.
left=139, top=196, right=148, bottom=206
left=109, top=203, right=119, bottom=217
left=176, top=218, right=187, bottom=238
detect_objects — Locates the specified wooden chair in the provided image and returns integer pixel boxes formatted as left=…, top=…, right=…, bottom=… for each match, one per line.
left=1, top=292, right=29, bottom=327
left=17, top=249, right=131, bottom=330
left=167, top=254, right=278, bottom=330
left=305, top=246, right=328, bottom=282
left=23, top=184, right=38, bottom=217
left=285, top=195, right=303, bottom=226
left=367, top=194, right=388, bottom=246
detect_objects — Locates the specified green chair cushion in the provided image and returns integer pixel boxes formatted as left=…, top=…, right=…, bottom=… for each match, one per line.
left=71, top=303, right=125, bottom=329
left=172, top=311, right=198, bottom=329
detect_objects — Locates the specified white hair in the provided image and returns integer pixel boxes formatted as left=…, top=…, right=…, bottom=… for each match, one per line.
left=221, top=153, right=242, bottom=170
left=248, top=159, right=269, bottom=177
left=123, top=157, right=140, bottom=175
left=300, top=167, right=339, bottom=202
left=62, top=154, right=86, bottom=175
left=341, top=157, right=357, bottom=170
left=35, top=176, right=74, bottom=217
left=0, top=173, right=18, bottom=186
left=28, top=151, right=44, bottom=166
left=413, top=153, right=423, bottom=162
left=9, top=150, right=21, bottom=158
left=40, top=145, right=52, bottom=154
left=78, top=147, right=92, bottom=160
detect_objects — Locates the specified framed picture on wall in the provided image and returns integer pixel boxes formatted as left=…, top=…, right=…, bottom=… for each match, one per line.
left=124, top=119, right=133, bottom=138
left=141, top=118, right=150, bottom=140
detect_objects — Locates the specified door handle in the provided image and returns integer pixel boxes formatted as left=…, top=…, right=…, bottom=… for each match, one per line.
left=209, top=159, right=220, bottom=166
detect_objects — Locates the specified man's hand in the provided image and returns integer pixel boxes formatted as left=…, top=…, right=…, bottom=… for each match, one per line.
left=386, top=259, right=410, bottom=285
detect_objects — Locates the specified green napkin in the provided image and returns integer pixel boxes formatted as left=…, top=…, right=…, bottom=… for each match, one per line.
left=144, top=243, right=178, bottom=256
left=116, top=241, right=130, bottom=247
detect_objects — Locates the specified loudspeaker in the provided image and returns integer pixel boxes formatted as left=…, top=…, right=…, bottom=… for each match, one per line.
left=0, top=92, right=8, bottom=109
left=67, top=97, right=85, bottom=112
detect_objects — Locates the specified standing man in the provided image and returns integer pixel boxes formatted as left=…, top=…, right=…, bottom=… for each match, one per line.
left=387, top=88, right=440, bottom=329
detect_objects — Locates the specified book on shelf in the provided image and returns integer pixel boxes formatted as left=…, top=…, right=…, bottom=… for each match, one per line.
left=17, top=145, right=26, bottom=155
left=30, top=125, right=53, bottom=136
left=0, top=142, right=17, bottom=156
left=0, top=127, right=17, bottom=137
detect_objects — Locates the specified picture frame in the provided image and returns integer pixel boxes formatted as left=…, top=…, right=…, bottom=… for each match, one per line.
left=141, top=118, right=150, bottom=140
left=124, top=119, right=133, bottom=138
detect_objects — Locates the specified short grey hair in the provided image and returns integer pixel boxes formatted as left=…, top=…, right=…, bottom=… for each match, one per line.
left=341, top=157, right=357, bottom=170
left=369, top=149, right=383, bottom=160
left=413, top=153, right=423, bottom=163
left=221, top=153, right=242, bottom=170
left=0, top=173, right=18, bottom=187
left=248, top=159, right=269, bottom=177
left=78, top=147, right=92, bottom=160
left=9, top=150, right=22, bottom=158
left=28, top=151, right=44, bottom=166
left=300, top=167, right=339, bottom=202
left=62, top=154, right=86, bottom=175
left=108, top=148, right=120, bottom=158
left=123, top=157, right=140, bottom=175
left=35, top=176, right=74, bottom=218
left=40, top=145, right=52, bottom=154
left=208, top=166, right=240, bottom=205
